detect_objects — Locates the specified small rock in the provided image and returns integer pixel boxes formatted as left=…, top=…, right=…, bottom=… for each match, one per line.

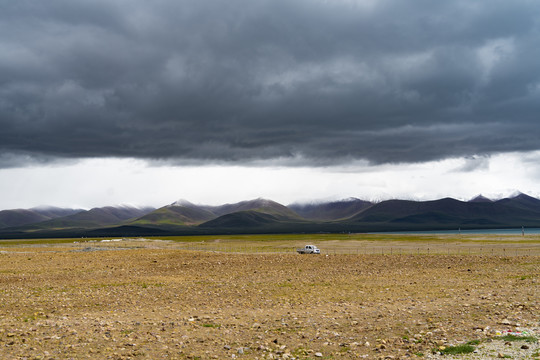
left=497, top=353, right=505, bottom=358
left=314, top=352, right=323, bottom=357
left=224, top=345, right=231, bottom=350
left=521, top=344, right=529, bottom=350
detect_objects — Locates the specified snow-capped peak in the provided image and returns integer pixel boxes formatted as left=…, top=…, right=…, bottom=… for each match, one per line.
left=169, top=199, right=194, bottom=207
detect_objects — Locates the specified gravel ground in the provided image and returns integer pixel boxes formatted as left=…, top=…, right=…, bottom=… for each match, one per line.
left=0, top=241, right=538, bottom=359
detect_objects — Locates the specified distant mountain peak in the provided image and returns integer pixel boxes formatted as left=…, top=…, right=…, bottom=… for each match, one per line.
left=96, top=204, right=140, bottom=211
left=31, top=205, right=61, bottom=210
left=509, top=192, right=540, bottom=202
left=469, top=194, right=492, bottom=203
left=227, top=198, right=283, bottom=208
left=335, top=197, right=361, bottom=203
left=289, top=197, right=363, bottom=207
left=512, top=192, right=532, bottom=199
left=508, top=191, right=530, bottom=199
left=115, top=204, right=143, bottom=209
left=251, top=198, right=277, bottom=205
left=244, top=197, right=271, bottom=202
left=502, top=191, right=537, bottom=201
left=169, top=199, right=195, bottom=207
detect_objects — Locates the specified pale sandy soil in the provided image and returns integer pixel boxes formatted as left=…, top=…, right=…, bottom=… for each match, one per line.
left=0, top=239, right=538, bottom=359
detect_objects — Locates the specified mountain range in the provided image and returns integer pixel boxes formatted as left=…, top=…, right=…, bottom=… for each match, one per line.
left=1, top=194, right=540, bottom=238
left=0, top=206, right=84, bottom=228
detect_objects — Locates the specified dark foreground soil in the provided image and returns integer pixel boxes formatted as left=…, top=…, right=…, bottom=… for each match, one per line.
left=0, top=243, right=538, bottom=359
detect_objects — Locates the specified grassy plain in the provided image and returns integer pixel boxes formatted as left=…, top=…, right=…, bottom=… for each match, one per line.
left=0, top=234, right=539, bottom=359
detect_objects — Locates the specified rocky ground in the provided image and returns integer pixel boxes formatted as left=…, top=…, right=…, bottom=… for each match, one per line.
left=0, top=240, right=538, bottom=359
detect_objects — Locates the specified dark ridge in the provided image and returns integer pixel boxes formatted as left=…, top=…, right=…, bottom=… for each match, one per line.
left=200, top=211, right=284, bottom=229
left=289, top=198, right=373, bottom=221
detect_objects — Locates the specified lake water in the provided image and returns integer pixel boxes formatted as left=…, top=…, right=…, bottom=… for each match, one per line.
left=378, top=228, right=540, bottom=235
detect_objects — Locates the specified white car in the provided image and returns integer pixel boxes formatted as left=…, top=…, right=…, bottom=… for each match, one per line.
left=296, top=245, right=321, bottom=254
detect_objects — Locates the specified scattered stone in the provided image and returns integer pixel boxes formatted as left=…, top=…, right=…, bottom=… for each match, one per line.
left=314, top=352, right=323, bottom=357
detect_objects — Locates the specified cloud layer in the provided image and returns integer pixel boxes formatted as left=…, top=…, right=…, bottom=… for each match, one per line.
left=2, top=0, right=540, bottom=167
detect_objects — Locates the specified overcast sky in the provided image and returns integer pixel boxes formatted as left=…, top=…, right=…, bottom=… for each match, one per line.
left=2, top=0, right=540, bottom=210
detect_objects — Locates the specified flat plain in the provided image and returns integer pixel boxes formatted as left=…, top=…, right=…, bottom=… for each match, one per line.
left=0, top=234, right=539, bottom=359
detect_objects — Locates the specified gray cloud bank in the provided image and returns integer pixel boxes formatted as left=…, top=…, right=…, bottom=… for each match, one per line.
left=1, top=0, right=540, bottom=168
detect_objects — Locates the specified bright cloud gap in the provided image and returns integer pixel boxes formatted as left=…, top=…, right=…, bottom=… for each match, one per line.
left=1, top=152, right=540, bottom=211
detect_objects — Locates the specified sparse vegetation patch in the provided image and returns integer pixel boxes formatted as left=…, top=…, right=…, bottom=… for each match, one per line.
left=495, top=334, right=538, bottom=343
left=437, top=344, right=475, bottom=355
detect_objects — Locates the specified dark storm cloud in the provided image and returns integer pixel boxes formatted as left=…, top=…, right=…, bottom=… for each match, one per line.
left=2, top=0, right=540, bottom=167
